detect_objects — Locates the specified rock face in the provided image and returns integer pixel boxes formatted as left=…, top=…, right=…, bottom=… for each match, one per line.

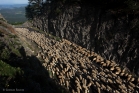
left=32, top=3, right=139, bottom=75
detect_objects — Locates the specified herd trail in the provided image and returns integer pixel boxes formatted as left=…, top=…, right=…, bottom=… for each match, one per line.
left=15, top=27, right=139, bottom=93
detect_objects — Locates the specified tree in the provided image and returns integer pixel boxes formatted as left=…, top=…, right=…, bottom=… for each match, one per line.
left=25, top=4, right=34, bottom=20
left=25, top=0, right=44, bottom=19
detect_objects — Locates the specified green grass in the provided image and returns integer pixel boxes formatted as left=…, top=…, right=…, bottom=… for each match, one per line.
left=2, top=37, right=22, bottom=57
left=0, top=48, right=10, bottom=60
left=0, top=60, right=23, bottom=88
left=0, top=60, right=23, bottom=78
left=8, top=34, right=17, bottom=38
left=10, top=22, right=24, bottom=25
left=11, top=47, right=21, bottom=57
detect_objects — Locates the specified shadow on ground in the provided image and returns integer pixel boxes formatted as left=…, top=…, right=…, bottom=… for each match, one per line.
left=0, top=46, right=68, bottom=93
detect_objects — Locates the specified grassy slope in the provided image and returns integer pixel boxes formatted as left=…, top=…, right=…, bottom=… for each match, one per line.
left=0, top=15, right=67, bottom=93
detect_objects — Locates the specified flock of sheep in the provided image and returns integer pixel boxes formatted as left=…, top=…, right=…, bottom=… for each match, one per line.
left=16, top=28, right=139, bottom=93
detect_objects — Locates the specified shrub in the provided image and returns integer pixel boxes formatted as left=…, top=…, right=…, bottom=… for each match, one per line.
left=11, top=47, right=21, bottom=57
left=0, top=60, right=23, bottom=88
left=0, top=60, right=23, bottom=78
left=0, top=48, right=10, bottom=60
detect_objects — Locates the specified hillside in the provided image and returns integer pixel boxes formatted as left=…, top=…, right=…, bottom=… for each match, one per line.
left=0, top=14, right=65, bottom=93
left=1, top=12, right=139, bottom=93
left=1, top=1, right=139, bottom=92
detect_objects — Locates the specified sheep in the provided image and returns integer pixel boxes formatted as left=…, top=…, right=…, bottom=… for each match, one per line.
left=60, top=64, right=63, bottom=69
left=120, top=89, right=127, bottom=93
left=102, top=63, right=107, bottom=67
left=115, top=66, right=121, bottom=75
left=79, top=75, right=82, bottom=80
left=87, top=75, right=92, bottom=80
left=77, top=87, right=81, bottom=93
left=119, top=84, right=127, bottom=90
left=69, top=72, right=73, bottom=78
left=100, top=77, right=106, bottom=83
left=75, top=77, right=80, bottom=82
left=111, top=72, right=117, bottom=78
left=130, top=77, right=135, bottom=82
left=62, top=70, right=66, bottom=75
left=99, top=72, right=105, bottom=76
left=100, top=84, right=106, bottom=90
left=129, top=82, right=135, bottom=87
left=82, top=78, right=87, bottom=85
left=127, top=74, right=132, bottom=82
left=87, top=82, right=92, bottom=87
left=105, top=60, right=111, bottom=67
left=107, top=78, right=113, bottom=84
left=115, top=79, right=122, bottom=85
left=18, top=27, right=139, bottom=93
left=109, top=61, right=117, bottom=67
left=106, top=85, right=112, bottom=92
left=127, top=85, right=134, bottom=92
left=119, top=72, right=125, bottom=77
left=83, top=86, right=88, bottom=93
left=114, top=90, right=120, bottom=93
left=91, top=74, right=98, bottom=80
left=72, top=89, right=76, bottom=93
left=95, top=82, right=101, bottom=88
left=76, top=82, right=82, bottom=90
left=110, top=66, right=115, bottom=71
left=97, top=88, right=101, bottom=93
left=96, top=55, right=104, bottom=63
left=107, top=74, right=113, bottom=79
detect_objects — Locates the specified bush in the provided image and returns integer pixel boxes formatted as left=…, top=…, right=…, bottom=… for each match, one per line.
left=11, top=47, right=21, bottom=57
left=0, top=48, right=10, bottom=60
left=0, top=60, right=23, bottom=78
left=0, top=60, right=23, bottom=88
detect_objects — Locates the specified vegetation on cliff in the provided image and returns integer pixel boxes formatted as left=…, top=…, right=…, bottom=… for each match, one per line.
left=25, top=0, right=139, bottom=20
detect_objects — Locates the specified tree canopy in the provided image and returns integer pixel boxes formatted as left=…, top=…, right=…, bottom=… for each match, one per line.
left=25, top=0, right=139, bottom=19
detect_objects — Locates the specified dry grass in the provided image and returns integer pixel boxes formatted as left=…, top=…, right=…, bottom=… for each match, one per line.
left=0, top=20, right=16, bottom=34
left=0, top=27, right=9, bottom=35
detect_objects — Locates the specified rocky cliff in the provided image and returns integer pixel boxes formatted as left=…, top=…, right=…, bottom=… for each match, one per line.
left=31, top=1, right=139, bottom=76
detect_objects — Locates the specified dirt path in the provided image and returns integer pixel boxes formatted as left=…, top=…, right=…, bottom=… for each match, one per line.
left=15, top=27, right=139, bottom=93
